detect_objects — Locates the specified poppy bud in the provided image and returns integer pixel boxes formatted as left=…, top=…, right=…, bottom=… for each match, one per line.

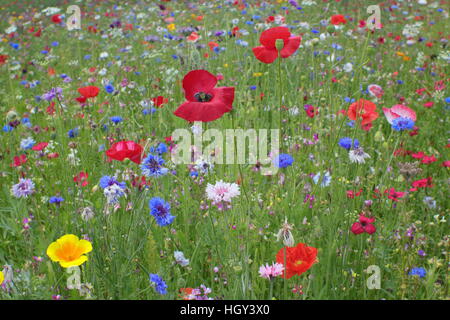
left=374, top=130, right=384, bottom=142
left=327, top=25, right=335, bottom=34
left=275, top=39, right=284, bottom=51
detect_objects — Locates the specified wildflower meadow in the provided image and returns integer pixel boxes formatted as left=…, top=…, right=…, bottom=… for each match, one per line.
left=0, top=0, right=449, bottom=302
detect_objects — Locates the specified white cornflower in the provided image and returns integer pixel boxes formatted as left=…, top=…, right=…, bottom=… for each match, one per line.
left=174, top=251, right=190, bottom=267
left=104, top=184, right=125, bottom=204
left=349, top=147, right=371, bottom=164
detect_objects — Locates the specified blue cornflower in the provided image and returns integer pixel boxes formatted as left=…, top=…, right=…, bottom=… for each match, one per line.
left=338, top=137, right=359, bottom=150
left=10, top=43, right=20, bottom=50
left=274, top=154, right=294, bottom=168
left=20, top=137, right=35, bottom=150
left=445, top=97, right=450, bottom=104
left=151, top=143, right=167, bottom=155
left=110, top=116, right=123, bottom=124
left=149, top=197, right=175, bottom=227
left=409, top=267, right=426, bottom=278
left=3, top=125, right=14, bottom=132
left=143, top=108, right=156, bottom=115
left=338, top=137, right=352, bottom=150
left=68, top=127, right=79, bottom=138
left=392, top=117, right=415, bottom=131
left=49, top=196, right=64, bottom=205
left=141, top=154, right=169, bottom=177
left=105, top=84, right=114, bottom=94
left=149, top=274, right=167, bottom=295
left=99, top=176, right=126, bottom=190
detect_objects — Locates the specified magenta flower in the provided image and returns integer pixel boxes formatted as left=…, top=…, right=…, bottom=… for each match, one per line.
left=351, top=214, right=376, bottom=235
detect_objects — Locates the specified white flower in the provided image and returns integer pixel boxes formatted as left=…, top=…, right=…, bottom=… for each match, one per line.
left=99, top=52, right=109, bottom=59
left=5, top=25, right=17, bottom=34
left=206, top=180, right=240, bottom=203
left=343, top=62, right=353, bottom=73
left=41, top=7, right=61, bottom=16
left=195, top=156, right=214, bottom=174
left=174, top=251, right=190, bottom=267
left=104, top=184, right=125, bottom=204
left=349, top=147, right=371, bottom=164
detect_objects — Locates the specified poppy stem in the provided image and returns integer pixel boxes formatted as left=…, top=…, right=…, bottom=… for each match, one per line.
left=277, top=52, right=283, bottom=150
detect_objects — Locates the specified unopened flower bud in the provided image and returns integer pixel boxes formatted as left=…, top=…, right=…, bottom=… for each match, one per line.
left=275, top=39, right=284, bottom=51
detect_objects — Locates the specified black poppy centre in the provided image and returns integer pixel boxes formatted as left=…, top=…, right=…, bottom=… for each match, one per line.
left=194, top=92, right=213, bottom=102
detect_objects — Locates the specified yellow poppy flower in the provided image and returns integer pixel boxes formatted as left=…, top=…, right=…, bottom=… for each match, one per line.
left=0, top=270, right=4, bottom=285
left=167, top=24, right=176, bottom=31
left=47, top=234, right=93, bottom=268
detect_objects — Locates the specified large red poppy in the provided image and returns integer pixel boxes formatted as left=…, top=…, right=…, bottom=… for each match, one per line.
left=78, top=86, right=100, bottom=98
left=106, top=141, right=144, bottom=164
left=330, top=14, right=347, bottom=25
left=276, top=243, right=318, bottom=279
left=174, top=70, right=234, bottom=122
left=252, top=27, right=301, bottom=64
left=347, top=99, right=379, bottom=126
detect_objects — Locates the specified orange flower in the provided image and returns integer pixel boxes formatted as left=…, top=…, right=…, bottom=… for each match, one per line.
left=276, top=243, right=318, bottom=279
left=47, top=234, right=92, bottom=268
left=347, top=99, right=379, bottom=126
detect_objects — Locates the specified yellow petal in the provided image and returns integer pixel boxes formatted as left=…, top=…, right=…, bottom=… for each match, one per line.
left=46, top=241, right=62, bottom=262
left=78, top=239, right=93, bottom=254
left=57, top=234, right=80, bottom=247
left=59, top=255, right=88, bottom=268
left=0, top=271, right=4, bottom=285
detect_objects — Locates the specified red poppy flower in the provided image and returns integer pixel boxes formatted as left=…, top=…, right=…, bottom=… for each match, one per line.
left=410, top=177, right=433, bottom=192
left=330, top=14, right=347, bottom=25
left=152, top=96, right=168, bottom=107
left=275, top=243, right=318, bottom=279
left=0, top=55, right=8, bottom=66
left=106, top=141, right=144, bottom=164
left=385, top=188, right=406, bottom=202
left=51, top=14, right=62, bottom=24
left=11, top=154, right=27, bottom=167
left=74, top=172, right=89, bottom=187
left=32, top=142, right=48, bottom=151
left=76, top=96, right=87, bottom=104
left=252, top=27, right=301, bottom=64
left=78, top=86, right=100, bottom=98
left=347, top=99, right=379, bottom=126
left=351, top=214, right=376, bottom=235
left=174, top=70, right=234, bottom=122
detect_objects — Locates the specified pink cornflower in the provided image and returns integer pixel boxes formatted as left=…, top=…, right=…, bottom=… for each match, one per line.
left=259, top=262, right=284, bottom=280
left=205, top=180, right=240, bottom=204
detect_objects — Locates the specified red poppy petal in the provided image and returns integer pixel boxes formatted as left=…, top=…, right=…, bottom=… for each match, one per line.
left=280, top=36, right=301, bottom=58
left=252, top=46, right=278, bottom=64
left=78, top=86, right=99, bottom=98
left=260, top=26, right=290, bottom=48
left=211, top=87, right=235, bottom=108
left=364, top=224, right=376, bottom=234
left=361, top=111, right=379, bottom=125
left=182, top=70, right=217, bottom=101
left=351, top=222, right=365, bottom=234
left=174, top=101, right=231, bottom=122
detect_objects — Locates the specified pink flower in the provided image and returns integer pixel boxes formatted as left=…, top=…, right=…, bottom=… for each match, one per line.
left=351, top=214, right=376, bottom=235
left=368, top=84, right=384, bottom=98
left=382, top=104, right=416, bottom=125
left=259, top=262, right=284, bottom=280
